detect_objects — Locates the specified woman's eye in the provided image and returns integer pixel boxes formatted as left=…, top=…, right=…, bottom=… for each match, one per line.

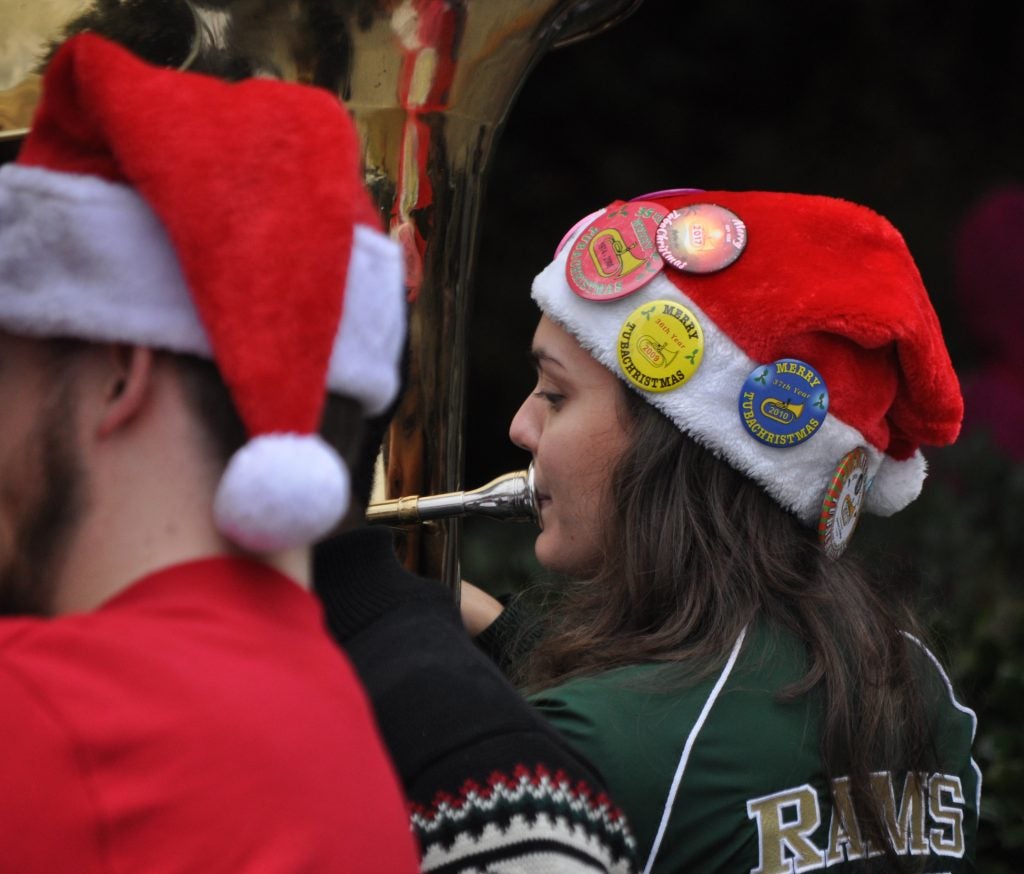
left=534, top=390, right=564, bottom=408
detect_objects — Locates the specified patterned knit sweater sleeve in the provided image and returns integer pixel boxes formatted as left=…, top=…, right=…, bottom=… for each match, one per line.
left=473, top=593, right=544, bottom=678
left=314, top=528, right=640, bottom=873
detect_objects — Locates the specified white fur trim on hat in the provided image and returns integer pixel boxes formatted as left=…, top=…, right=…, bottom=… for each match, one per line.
left=329, top=225, right=406, bottom=415
left=531, top=236, right=926, bottom=525
left=0, top=163, right=405, bottom=414
left=0, top=164, right=207, bottom=351
left=214, top=433, right=351, bottom=553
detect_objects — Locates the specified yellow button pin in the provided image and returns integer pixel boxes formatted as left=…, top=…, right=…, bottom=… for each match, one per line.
left=617, top=299, right=704, bottom=392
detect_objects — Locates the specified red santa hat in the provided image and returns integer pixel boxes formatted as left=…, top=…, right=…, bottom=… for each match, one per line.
left=0, top=34, right=406, bottom=553
left=534, top=190, right=963, bottom=554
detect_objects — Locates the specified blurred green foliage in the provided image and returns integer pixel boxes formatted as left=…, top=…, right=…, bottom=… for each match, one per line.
left=860, top=431, right=1024, bottom=870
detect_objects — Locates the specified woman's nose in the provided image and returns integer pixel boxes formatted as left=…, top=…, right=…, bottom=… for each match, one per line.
left=509, top=395, right=537, bottom=453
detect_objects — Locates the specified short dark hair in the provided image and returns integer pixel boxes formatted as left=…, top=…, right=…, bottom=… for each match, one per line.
left=171, top=352, right=366, bottom=470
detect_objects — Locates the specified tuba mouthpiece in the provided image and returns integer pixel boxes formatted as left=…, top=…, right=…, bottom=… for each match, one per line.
left=367, top=463, right=540, bottom=527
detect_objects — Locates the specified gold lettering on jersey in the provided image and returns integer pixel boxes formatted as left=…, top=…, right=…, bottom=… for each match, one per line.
left=873, top=771, right=929, bottom=856
left=746, top=785, right=825, bottom=873
left=929, top=774, right=966, bottom=856
left=824, top=777, right=867, bottom=863
left=748, top=771, right=967, bottom=871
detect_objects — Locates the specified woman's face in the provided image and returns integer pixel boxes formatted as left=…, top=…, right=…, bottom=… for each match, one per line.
left=509, top=316, right=632, bottom=577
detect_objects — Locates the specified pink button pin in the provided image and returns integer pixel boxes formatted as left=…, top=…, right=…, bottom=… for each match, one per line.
left=564, top=200, right=666, bottom=301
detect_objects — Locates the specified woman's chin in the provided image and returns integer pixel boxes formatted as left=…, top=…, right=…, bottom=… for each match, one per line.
left=533, top=529, right=594, bottom=579
left=533, top=530, right=566, bottom=575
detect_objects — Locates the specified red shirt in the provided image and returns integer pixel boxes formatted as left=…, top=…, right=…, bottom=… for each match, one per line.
left=0, top=557, right=419, bottom=873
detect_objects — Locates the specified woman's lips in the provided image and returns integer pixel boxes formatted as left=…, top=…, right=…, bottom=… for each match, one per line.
left=532, top=471, right=551, bottom=516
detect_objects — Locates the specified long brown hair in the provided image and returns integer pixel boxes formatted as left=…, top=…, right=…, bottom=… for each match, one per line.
left=522, top=386, right=938, bottom=864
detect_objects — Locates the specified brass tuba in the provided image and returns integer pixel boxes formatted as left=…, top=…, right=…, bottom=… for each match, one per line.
left=0, top=0, right=642, bottom=587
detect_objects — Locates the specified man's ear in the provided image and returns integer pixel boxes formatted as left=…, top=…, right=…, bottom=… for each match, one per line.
left=97, top=345, right=154, bottom=438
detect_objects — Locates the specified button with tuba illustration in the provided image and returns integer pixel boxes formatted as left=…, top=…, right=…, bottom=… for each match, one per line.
left=656, top=203, right=746, bottom=274
left=566, top=200, right=666, bottom=301
left=738, top=358, right=829, bottom=447
left=617, top=299, right=703, bottom=392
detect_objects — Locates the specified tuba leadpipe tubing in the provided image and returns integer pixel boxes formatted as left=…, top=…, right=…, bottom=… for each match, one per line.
left=367, top=464, right=540, bottom=527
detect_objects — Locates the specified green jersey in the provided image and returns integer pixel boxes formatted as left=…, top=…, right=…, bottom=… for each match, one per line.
left=529, top=622, right=980, bottom=873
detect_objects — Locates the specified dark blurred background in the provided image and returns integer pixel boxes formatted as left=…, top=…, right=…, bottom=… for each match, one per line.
left=462, top=2, right=1024, bottom=867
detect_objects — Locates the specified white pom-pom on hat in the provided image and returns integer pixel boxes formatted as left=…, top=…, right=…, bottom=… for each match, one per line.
left=214, top=434, right=351, bottom=553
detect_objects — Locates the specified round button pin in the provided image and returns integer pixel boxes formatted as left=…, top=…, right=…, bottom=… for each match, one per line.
left=566, top=200, right=666, bottom=301
left=818, top=447, right=871, bottom=559
left=617, top=299, right=703, bottom=392
left=655, top=203, right=747, bottom=274
left=737, top=359, right=829, bottom=447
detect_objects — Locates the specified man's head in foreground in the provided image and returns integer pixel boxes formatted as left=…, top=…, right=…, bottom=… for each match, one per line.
left=0, top=33, right=405, bottom=614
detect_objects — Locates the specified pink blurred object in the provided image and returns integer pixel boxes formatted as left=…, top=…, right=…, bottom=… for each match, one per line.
left=953, top=186, right=1024, bottom=460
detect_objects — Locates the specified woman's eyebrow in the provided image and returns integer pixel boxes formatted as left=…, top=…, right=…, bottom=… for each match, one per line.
left=529, top=347, right=565, bottom=371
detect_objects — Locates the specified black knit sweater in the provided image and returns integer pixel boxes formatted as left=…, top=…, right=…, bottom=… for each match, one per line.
left=314, top=527, right=638, bottom=873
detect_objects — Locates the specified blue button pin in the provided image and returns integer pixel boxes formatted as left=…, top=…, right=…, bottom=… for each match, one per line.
left=738, top=359, right=829, bottom=448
